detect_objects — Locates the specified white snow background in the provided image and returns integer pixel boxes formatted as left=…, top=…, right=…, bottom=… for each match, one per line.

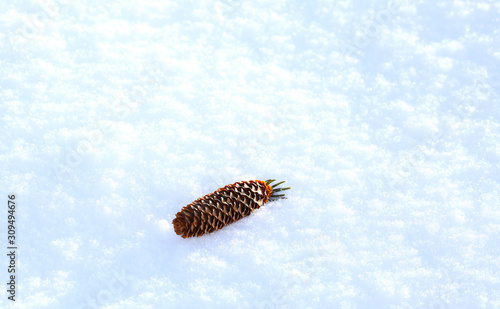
left=1, top=0, right=499, bottom=308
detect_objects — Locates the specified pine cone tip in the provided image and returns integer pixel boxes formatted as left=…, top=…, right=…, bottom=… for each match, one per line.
left=173, top=217, right=188, bottom=238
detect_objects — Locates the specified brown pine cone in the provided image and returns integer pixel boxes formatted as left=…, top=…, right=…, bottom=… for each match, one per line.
left=172, top=179, right=290, bottom=238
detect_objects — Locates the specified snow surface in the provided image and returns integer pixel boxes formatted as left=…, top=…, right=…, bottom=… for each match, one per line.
left=1, top=0, right=499, bottom=308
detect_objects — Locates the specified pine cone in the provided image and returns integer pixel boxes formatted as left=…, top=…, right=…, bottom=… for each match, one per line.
left=172, top=179, right=290, bottom=238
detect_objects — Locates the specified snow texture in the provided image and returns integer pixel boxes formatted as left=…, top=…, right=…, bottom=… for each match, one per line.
left=1, top=0, right=499, bottom=308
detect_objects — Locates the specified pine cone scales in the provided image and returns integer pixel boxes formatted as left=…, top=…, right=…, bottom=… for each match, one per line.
left=172, top=179, right=290, bottom=238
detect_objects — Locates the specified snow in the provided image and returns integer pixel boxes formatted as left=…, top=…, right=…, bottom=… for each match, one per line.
left=1, top=0, right=499, bottom=308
